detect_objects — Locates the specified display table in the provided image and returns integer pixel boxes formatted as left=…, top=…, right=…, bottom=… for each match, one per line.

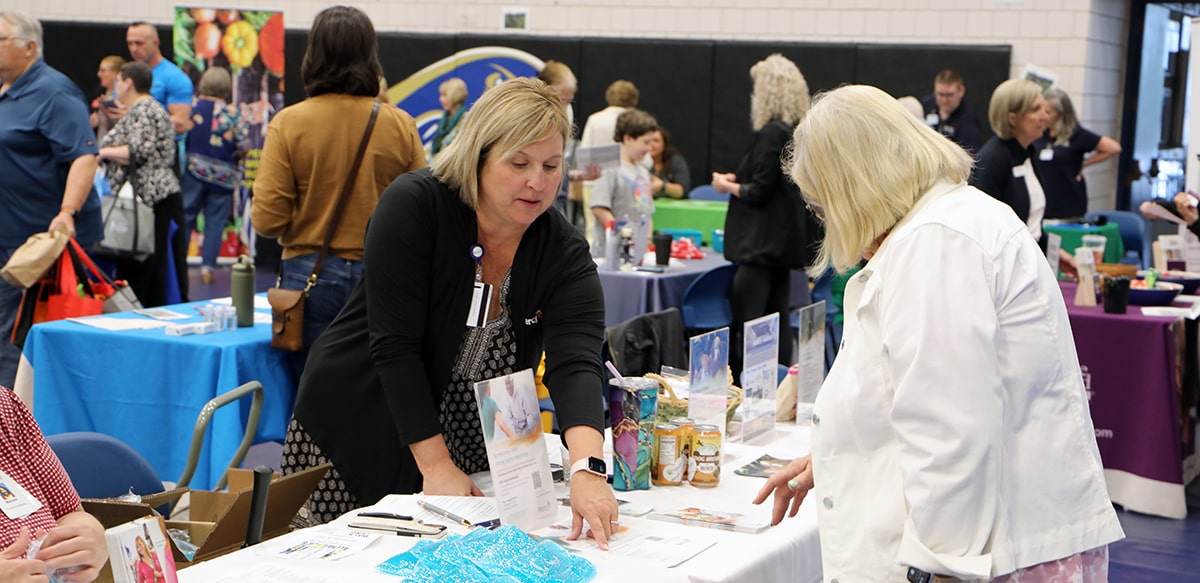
left=1059, top=281, right=1199, bottom=518
left=179, top=424, right=822, bottom=583
left=15, top=298, right=296, bottom=490
left=654, top=199, right=729, bottom=245
left=1043, top=222, right=1125, bottom=263
left=597, top=254, right=729, bottom=327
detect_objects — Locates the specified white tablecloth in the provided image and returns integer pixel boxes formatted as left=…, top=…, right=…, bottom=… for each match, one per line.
left=178, top=424, right=821, bottom=583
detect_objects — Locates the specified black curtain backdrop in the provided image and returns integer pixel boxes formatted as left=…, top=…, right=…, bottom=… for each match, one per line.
left=43, top=20, right=1010, bottom=201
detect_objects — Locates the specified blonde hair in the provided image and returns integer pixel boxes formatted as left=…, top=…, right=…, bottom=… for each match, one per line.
left=750, top=54, right=810, bottom=130
left=538, top=61, right=576, bottom=89
left=605, top=80, right=638, bottom=107
left=432, top=78, right=569, bottom=209
left=100, top=55, right=126, bottom=72
left=988, top=79, right=1043, bottom=140
left=439, top=77, right=468, bottom=109
left=789, top=85, right=972, bottom=273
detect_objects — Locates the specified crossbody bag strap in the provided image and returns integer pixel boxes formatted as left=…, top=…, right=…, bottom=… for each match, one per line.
left=304, top=100, right=381, bottom=293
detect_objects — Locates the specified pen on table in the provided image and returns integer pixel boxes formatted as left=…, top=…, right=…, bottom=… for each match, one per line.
left=417, top=500, right=471, bottom=527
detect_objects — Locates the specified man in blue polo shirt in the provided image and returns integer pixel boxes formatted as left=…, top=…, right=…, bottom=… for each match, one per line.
left=112, top=21, right=193, bottom=137
left=0, top=10, right=102, bottom=388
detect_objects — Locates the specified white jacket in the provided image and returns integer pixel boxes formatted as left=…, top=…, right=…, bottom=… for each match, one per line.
left=811, top=181, right=1124, bottom=581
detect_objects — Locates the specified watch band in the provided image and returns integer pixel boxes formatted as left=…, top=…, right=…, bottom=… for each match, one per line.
left=569, top=457, right=606, bottom=478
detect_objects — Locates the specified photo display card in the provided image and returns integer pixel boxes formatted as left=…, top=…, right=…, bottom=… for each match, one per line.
left=740, top=313, right=779, bottom=443
left=474, top=369, right=555, bottom=531
left=688, top=328, right=730, bottom=434
left=795, top=301, right=826, bottom=421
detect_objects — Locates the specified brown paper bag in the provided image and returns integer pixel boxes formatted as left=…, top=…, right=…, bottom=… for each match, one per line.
left=0, top=225, right=70, bottom=289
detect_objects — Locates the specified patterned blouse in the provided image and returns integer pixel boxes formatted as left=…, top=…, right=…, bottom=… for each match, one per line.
left=185, top=98, right=249, bottom=189
left=0, top=389, right=81, bottom=548
left=101, top=98, right=181, bottom=205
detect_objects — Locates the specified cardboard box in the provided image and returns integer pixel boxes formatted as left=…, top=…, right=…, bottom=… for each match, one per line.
left=83, top=463, right=329, bottom=576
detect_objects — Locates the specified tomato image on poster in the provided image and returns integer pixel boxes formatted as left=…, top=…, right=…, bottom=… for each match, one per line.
left=173, top=7, right=284, bottom=260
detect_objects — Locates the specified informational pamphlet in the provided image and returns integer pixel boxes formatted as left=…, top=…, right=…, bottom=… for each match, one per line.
left=271, top=530, right=380, bottom=560
left=740, top=313, right=778, bottom=443
left=473, top=369, right=556, bottom=531
left=795, top=301, right=826, bottom=423
left=648, top=506, right=771, bottom=534
left=687, top=328, right=730, bottom=434
left=1045, top=232, right=1062, bottom=271
left=733, top=454, right=794, bottom=478
left=574, top=143, right=620, bottom=171
left=105, top=516, right=178, bottom=583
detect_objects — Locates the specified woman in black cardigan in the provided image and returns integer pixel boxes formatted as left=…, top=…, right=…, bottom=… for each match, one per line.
left=970, top=79, right=1050, bottom=243
left=280, top=79, right=618, bottom=548
left=711, top=54, right=820, bottom=378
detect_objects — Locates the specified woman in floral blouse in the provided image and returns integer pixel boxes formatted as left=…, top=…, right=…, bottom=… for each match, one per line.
left=183, top=67, right=248, bottom=284
left=99, top=61, right=188, bottom=306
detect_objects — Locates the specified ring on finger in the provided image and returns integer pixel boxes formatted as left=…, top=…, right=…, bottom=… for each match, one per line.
left=787, top=479, right=801, bottom=490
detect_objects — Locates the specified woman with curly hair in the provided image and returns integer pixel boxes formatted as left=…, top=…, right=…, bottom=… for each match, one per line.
left=711, top=54, right=820, bottom=378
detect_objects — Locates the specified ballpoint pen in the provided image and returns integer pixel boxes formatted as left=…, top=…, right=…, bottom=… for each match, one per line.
left=417, top=500, right=472, bottom=527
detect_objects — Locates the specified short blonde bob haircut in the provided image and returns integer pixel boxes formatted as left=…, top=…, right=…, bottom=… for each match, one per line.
left=789, top=85, right=972, bottom=273
left=605, top=80, right=639, bottom=107
left=750, top=54, right=810, bottom=131
left=988, top=79, right=1043, bottom=140
left=432, top=78, right=569, bottom=210
left=439, top=77, right=468, bottom=109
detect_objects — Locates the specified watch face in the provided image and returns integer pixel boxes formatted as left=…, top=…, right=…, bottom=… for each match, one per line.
left=587, top=456, right=606, bottom=474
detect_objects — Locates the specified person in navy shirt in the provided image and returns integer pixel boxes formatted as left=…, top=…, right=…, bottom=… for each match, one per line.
left=106, top=22, right=193, bottom=139
left=921, top=69, right=983, bottom=154
left=0, top=11, right=102, bottom=388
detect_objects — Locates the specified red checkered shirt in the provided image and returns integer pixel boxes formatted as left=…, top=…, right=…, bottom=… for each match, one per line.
left=0, top=389, right=81, bottom=549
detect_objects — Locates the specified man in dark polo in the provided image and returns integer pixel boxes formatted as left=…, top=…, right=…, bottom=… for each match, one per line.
left=921, top=69, right=983, bottom=154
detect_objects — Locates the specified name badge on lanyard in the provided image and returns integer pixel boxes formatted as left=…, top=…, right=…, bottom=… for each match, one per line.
left=1039, top=147, right=1054, bottom=161
left=466, top=244, right=492, bottom=328
left=0, top=469, right=43, bottom=520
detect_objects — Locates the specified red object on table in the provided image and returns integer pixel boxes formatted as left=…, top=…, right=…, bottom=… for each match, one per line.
left=670, top=238, right=705, bottom=260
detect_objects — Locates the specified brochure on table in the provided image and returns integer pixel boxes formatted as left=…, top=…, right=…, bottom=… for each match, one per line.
left=795, top=301, right=826, bottom=421
left=740, top=313, right=778, bottom=443
left=1045, top=232, right=1062, bottom=270
left=688, top=328, right=730, bottom=434
left=473, top=369, right=556, bottom=531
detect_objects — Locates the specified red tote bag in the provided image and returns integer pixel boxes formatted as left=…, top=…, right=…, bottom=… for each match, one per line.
left=10, top=239, right=106, bottom=348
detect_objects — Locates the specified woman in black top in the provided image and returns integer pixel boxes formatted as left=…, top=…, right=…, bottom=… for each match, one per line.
left=970, top=79, right=1050, bottom=242
left=711, top=54, right=820, bottom=378
left=280, top=78, right=618, bottom=548
left=1030, top=89, right=1121, bottom=219
left=648, top=127, right=690, bottom=199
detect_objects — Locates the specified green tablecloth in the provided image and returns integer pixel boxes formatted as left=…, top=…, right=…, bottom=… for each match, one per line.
left=653, top=199, right=729, bottom=245
left=1043, top=222, right=1124, bottom=264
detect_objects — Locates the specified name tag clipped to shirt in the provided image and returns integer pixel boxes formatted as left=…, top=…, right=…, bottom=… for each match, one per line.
left=0, top=469, right=43, bottom=520
left=924, top=113, right=939, bottom=127
left=1039, top=148, right=1054, bottom=161
left=466, top=243, right=491, bottom=328
left=1011, top=165, right=1027, bottom=178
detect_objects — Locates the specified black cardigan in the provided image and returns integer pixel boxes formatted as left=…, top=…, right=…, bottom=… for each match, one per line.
left=971, top=136, right=1033, bottom=223
left=723, top=120, right=819, bottom=269
left=293, top=169, right=607, bottom=504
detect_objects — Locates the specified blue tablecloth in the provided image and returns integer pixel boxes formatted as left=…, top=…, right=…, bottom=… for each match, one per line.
left=21, top=298, right=295, bottom=490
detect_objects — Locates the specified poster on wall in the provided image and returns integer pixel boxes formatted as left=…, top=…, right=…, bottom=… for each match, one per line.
left=173, top=6, right=285, bottom=261
left=384, top=47, right=544, bottom=159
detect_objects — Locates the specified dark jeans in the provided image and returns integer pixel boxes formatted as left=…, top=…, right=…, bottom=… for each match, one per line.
left=730, top=263, right=798, bottom=383
left=0, top=247, right=20, bottom=389
left=114, top=193, right=189, bottom=307
left=280, top=252, right=363, bottom=378
left=181, top=173, right=234, bottom=269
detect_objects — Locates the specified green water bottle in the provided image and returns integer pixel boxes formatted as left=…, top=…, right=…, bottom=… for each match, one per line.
left=231, top=255, right=255, bottom=328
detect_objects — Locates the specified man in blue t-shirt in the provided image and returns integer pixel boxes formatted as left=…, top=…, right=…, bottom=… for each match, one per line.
left=112, top=21, right=193, bottom=139
left=0, top=11, right=103, bottom=387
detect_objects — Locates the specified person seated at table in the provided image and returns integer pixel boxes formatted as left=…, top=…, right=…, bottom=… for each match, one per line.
left=646, top=127, right=689, bottom=199
left=589, top=109, right=658, bottom=257
left=0, top=387, right=108, bottom=582
left=754, top=85, right=1123, bottom=581
left=429, top=77, right=468, bottom=160
left=280, top=78, right=619, bottom=549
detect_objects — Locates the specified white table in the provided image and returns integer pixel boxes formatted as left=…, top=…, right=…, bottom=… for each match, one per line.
left=178, top=424, right=822, bottom=583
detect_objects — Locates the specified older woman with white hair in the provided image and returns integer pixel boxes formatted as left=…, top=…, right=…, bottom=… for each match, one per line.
left=970, top=79, right=1051, bottom=242
left=711, top=53, right=820, bottom=378
left=753, top=85, right=1123, bottom=582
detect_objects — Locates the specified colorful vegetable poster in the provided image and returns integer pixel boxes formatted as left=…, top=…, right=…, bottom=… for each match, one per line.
left=740, top=313, right=778, bottom=443
left=173, top=7, right=285, bottom=258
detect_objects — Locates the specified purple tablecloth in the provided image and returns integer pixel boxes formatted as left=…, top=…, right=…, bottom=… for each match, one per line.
left=1060, top=281, right=1197, bottom=518
left=597, top=255, right=729, bottom=327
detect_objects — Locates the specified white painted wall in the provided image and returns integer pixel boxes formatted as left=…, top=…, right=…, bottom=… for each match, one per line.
left=15, top=0, right=1132, bottom=208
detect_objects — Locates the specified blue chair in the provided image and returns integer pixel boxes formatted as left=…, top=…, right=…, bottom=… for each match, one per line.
left=680, top=264, right=737, bottom=332
left=688, top=185, right=730, bottom=202
left=46, top=432, right=165, bottom=501
left=1085, top=210, right=1151, bottom=269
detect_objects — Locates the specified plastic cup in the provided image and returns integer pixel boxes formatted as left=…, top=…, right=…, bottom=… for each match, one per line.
left=653, top=233, right=673, bottom=266
left=1081, top=234, right=1107, bottom=265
